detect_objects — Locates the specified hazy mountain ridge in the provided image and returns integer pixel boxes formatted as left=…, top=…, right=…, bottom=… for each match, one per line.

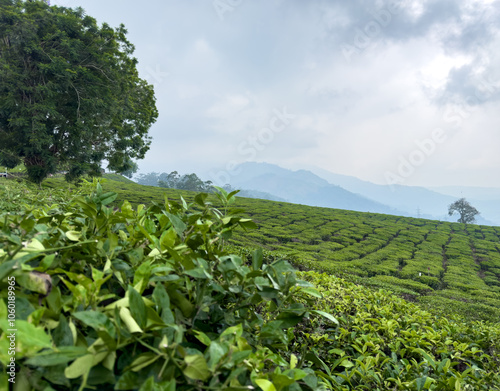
left=308, top=167, right=459, bottom=220
left=217, top=162, right=498, bottom=225
left=237, top=188, right=286, bottom=202
left=224, top=162, right=406, bottom=216
left=428, top=186, right=500, bottom=200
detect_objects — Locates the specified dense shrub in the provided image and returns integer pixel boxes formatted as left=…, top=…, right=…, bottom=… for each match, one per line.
left=0, top=181, right=331, bottom=389
left=299, top=271, right=500, bottom=390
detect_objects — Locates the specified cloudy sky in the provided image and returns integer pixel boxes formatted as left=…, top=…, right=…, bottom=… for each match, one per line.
left=52, top=0, right=500, bottom=187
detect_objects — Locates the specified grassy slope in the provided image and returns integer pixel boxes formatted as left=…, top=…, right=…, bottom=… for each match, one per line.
left=40, top=175, right=500, bottom=323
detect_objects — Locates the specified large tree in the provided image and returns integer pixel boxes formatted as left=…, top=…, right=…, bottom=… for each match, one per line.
left=448, top=198, right=480, bottom=224
left=0, top=0, right=158, bottom=184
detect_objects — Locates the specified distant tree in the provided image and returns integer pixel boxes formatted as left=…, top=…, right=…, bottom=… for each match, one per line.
left=0, top=1, right=158, bottom=184
left=119, top=159, right=139, bottom=178
left=448, top=198, right=480, bottom=224
left=177, top=173, right=206, bottom=192
left=136, top=172, right=160, bottom=187
left=158, top=171, right=180, bottom=189
left=0, top=150, right=21, bottom=169
left=138, top=171, right=213, bottom=192
left=155, top=171, right=213, bottom=192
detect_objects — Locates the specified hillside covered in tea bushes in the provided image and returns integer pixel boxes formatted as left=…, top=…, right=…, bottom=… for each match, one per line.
left=46, top=174, right=500, bottom=323
left=0, top=176, right=498, bottom=390
left=229, top=197, right=500, bottom=324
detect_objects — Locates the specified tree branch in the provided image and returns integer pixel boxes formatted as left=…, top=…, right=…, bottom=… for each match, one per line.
left=69, top=82, right=81, bottom=119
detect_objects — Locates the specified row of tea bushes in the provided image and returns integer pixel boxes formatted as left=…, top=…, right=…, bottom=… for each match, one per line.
left=299, top=271, right=500, bottom=390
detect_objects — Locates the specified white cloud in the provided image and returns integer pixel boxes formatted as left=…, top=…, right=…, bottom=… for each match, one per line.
left=48, top=0, right=500, bottom=187
left=205, top=94, right=250, bottom=119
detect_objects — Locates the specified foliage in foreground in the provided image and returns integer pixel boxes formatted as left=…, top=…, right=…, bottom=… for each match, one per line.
left=0, top=180, right=329, bottom=390
left=0, top=180, right=499, bottom=390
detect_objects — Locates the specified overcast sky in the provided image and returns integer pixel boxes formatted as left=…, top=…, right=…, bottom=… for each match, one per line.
left=52, top=0, right=500, bottom=187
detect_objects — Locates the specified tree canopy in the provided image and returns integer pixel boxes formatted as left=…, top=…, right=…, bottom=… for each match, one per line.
left=137, top=171, right=214, bottom=192
left=448, top=198, right=480, bottom=224
left=0, top=0, right=158, bottom=184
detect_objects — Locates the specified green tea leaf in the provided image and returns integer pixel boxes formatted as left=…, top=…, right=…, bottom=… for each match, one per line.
left=255, top=379, right=276, bottom=391
left=252, top=248, right=264, bottom=271
left=133, top=260, right=151, bottom=294
left=16, top=271, right=52, bottom=295
left=164, top=212, right=187, bottom=236
left=299, top=287, right=322, bottom=298
left=160, top=227, right=177, bottom=250
left=65, top=231, right=81, bottom=241
left=128, top=286, right=147, bottom=329
left=184, top=267, right=209, bottom=279
left=25, top=346, right=88, bottom=366
left=52, top=315, right=73, bottom=347
left=183, top=354, right=210, bottom=381
left=152, top=284, right=175, bottom=324
left=39, top=254, right=56, bottom=270
left=221, top=324, right=243, bottom=338
left=0, top=259, right=19, bottom=281
left=207, top=341, right=228, bottom=371
left=311, top=310, right=339, bottom=324
left=129, top=352, right=160, bottom=372
left=72, top=311, right=116, bottom=338
left=0, top=320, right=52, bottom=350
left=193, top=330, right=211, bottom=346
left=99, top=191, right=118, bottom=206
left=64, top=354, right=94, bottom=379
left=120, top=307, right=142, bottom=333
left=340, top=359, right=354, bottom=368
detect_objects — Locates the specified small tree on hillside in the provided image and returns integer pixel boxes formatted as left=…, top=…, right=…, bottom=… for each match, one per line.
left=448, top=198, right=479, bottom=224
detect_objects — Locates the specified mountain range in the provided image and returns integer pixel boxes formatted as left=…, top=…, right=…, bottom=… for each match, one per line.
left=204, top=162, right=499, bottom=226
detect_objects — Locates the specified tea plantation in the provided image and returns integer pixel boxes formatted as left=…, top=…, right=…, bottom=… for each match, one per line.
left=60, top=174, right=500, bottom=324
left=0, top=176, right=499, bottom=390
left=228, top=197, right=500, bottom=324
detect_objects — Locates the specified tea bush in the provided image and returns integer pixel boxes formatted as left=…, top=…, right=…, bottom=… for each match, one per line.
left=0, top=181, right=332, bottom=390
left=299, top=271, right=500, bottom=390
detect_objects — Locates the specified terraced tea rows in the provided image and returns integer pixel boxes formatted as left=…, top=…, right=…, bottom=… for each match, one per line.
left=42, top=176, right=500, bottom=322
left=3, top=177, right=500, bottom=389
left=230, top=198, right=500, bottom=322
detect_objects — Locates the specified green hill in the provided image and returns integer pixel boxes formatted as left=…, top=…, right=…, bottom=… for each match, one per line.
left=39, top=175, right=500, bottom=323
left=230, top=197, right=500, bottom=323
left=0, top=176, right=499, bottom=389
